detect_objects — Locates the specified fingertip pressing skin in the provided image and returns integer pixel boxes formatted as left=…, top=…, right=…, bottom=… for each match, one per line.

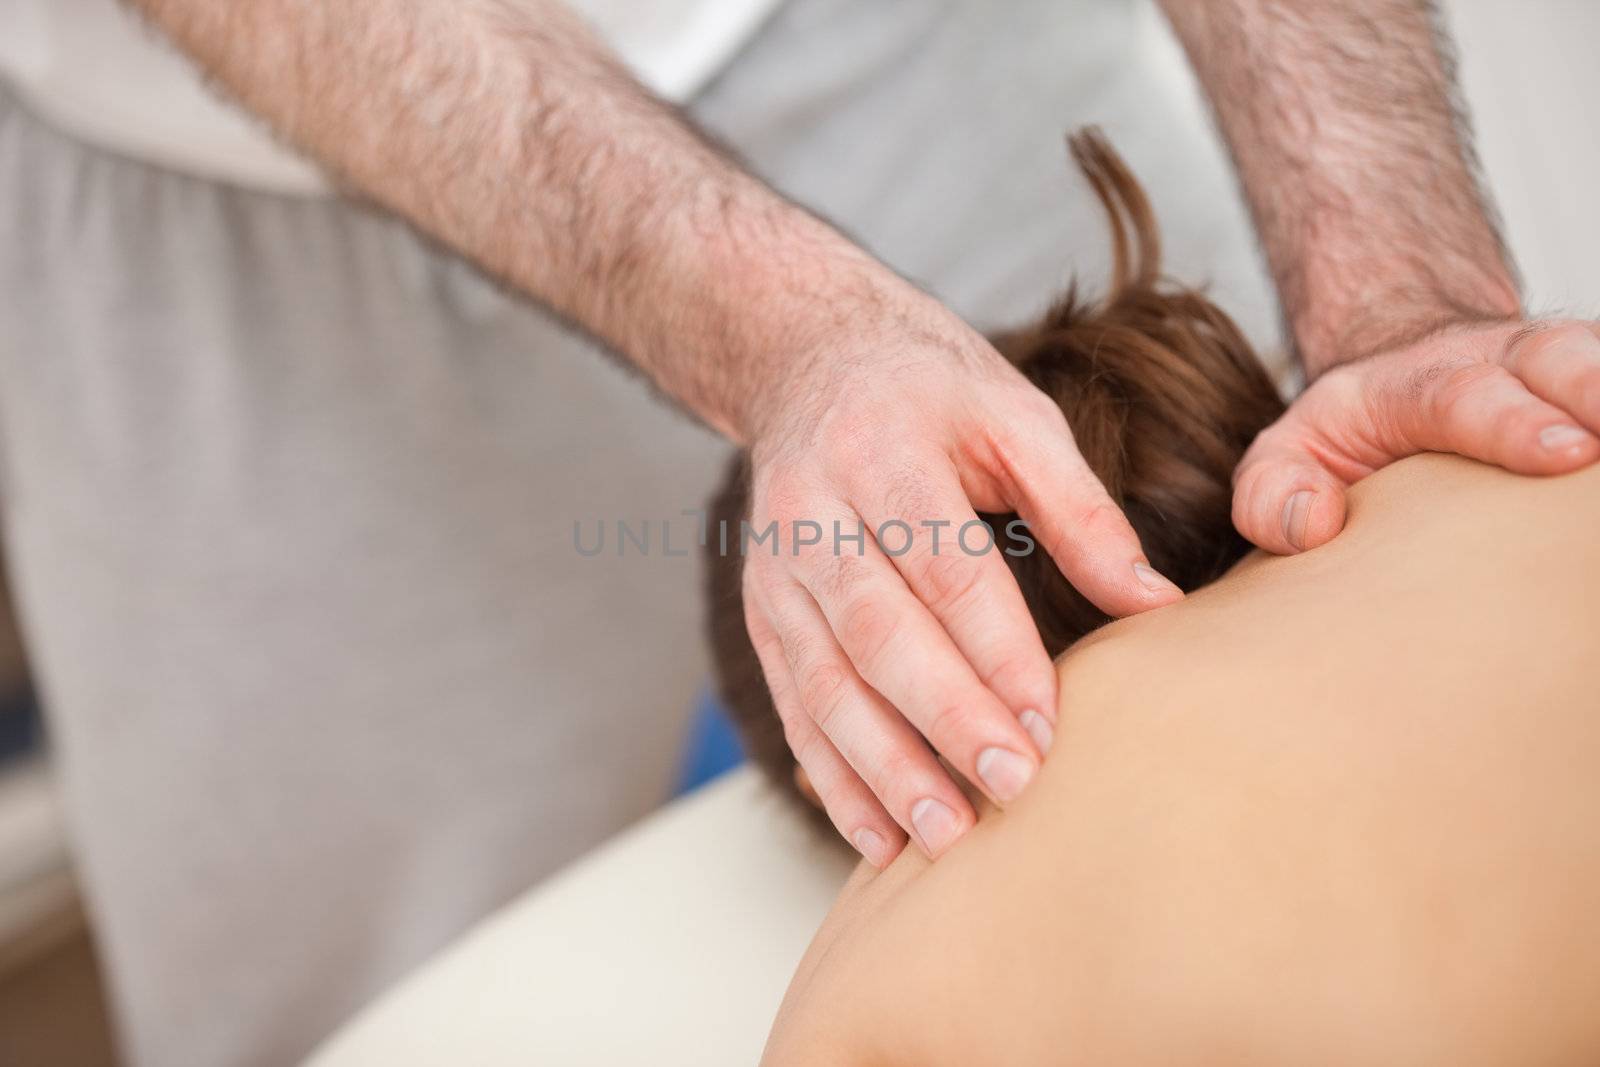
left=1477, top=407, right=1600, bottom=476
left=1232, top=461, right=1288, bottom=553
left=851, top=827, right=899, bottom=869
left=794, top=766, right=907, bottom=868
left=1537, top=424, right=1594, bottom=452
left=1132, top=561, right=1183, bottom=603
left=1233, top=459, right=1348, bottom=555
left=1056, top=554, right=1183, bottom=619
left=1003, top=427, right=1180, bottom=619
left=855, top=713, right=1043, bottom=863
left=1019, top=708, right=1054, bottom=755
left=851, top=815, right=909, bottom=868
left=1282, top=484, right=1348, bottom=552
left=1041, top=518, right=1183, bottom=616
left=796, top=727, right=909, bottom=868
left=1281, top=489, right=1314, bottom=549
left=975, top=745, right=1036, bottom=803
left=910, top=795, right=968, bottom=857
left=779, top=555, right=1044, bottom=846
left=1532, top=423, right=1600, bottom=470
left=1011, top=672, right=1061, bottom=743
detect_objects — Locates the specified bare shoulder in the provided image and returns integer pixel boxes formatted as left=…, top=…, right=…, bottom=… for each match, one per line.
left=762, top=455, right=1600, bottom=1067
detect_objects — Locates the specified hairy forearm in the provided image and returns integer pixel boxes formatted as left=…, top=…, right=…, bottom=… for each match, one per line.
left=1160, top=0, right=1520, bottom=377
left=126, top=0, right=905, bottom=442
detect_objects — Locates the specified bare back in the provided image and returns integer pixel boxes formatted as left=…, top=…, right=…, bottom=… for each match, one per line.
left=765, top=455, right=1600, bottom=1067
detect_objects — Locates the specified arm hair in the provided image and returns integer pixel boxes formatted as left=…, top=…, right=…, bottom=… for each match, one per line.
left=1160, top=0, right=1521, bottom=376
left=125, top=0, right=904, bottom=442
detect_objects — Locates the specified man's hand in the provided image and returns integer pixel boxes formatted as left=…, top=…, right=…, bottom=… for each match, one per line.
left=740, top=290, right=1180, bottom=866
left=1158, top=1, right=1580, bottom=551
left=126, top=0, right=1185, bottom=869
left=1233, top=322, right=1600, bottom=554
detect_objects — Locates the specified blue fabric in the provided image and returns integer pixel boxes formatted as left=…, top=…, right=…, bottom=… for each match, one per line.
left=0, top=691, right=41, bottom=768
left=674, top=689, right=746, bottom=794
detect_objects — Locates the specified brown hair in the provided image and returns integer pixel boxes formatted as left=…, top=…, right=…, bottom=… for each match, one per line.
left=705, top=129, right=1286, bottom=812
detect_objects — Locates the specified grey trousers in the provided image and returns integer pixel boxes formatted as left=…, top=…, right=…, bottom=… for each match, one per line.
left=0, top=1, right=1273, bottom=1063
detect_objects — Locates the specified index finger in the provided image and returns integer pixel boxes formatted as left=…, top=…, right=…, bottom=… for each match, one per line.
left=989, top=413, right=1182, bottom=616
left=845, top=453, right=1060, bottom=739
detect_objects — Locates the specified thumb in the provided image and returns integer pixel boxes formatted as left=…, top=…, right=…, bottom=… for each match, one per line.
left=1231, top=431, right=1350, bottom=555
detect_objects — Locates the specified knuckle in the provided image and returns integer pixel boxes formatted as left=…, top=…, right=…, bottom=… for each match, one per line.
left=782, top=623, right=824, bottom=674
left=786, top=720, right=828, bottom=769
left=1026, top=382, right=1069, bottom=421
left=807, top=550, right=864, bottom=605
left=814, top=778, right=861, bottom=828
left=913, top=548, right=982, bottom=614
left=836, top=595, right=898, bottom=672
left=1398, top=360, right=1456, bottom=410
left=778, top=707, right=811, bottom=751
left=878, top=463, right=940, bottom=527
left=869, top=749, right=924, bottom=812
left=1297, top=366, right=1378, bottom=441
left=754, top=468, right=813, bottom=530
left=1048, top=499, right=1133, bottom=565
left=990, top=397, right=1074, bottom=475
left=1074, top=499, right=1121, bottom=536
left=1011, top=383, right=1070, bottom=431
left=819, top=398, right=895, bottom=471
left=1061, top=499, right=1134, bottom=555
left=982, top=655, right=1043, bottom=706
left=798, top=661, right=853, bottom=732
left=1247, top=416, right=1301, bottom=456
left=1231, top=430, right=1286, bottom=486
left=1046, top=529, right=1080, bottom=567
left=1305, top=362, right=1367, bottom=411
left=925, top=700, right=978, bottom=748
left=1426, top=362, right=1503, bottom=415
left=1494, top=401, right=1546, bottom=442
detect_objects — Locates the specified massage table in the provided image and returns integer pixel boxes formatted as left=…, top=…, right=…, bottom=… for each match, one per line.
left=306, top=767, right=853, bottom=1066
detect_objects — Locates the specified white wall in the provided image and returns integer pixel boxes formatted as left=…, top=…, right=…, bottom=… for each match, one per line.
left=1447, top=0, right=1600, bottom=316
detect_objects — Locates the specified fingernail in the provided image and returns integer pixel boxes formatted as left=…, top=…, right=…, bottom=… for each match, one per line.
left=852, top=828, right=892, bottom=868
left=1132, top=561, right=1177, bottom=594
left=976, top=746, right=1035, bottom=803
left=910, top=797, right=962, bottom=855
left=1539, top=424, right=1591, bottom=452
left=1019, top=708, right=1054, bottom=755
left=1282, top=490, right=1314, bottom=551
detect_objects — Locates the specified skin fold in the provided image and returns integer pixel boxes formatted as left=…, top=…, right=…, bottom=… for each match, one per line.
left=764, top=454, right=1600, bottom=1067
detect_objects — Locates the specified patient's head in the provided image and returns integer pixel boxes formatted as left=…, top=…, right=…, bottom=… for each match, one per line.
left=705, top=129, right=1286, bottom=813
